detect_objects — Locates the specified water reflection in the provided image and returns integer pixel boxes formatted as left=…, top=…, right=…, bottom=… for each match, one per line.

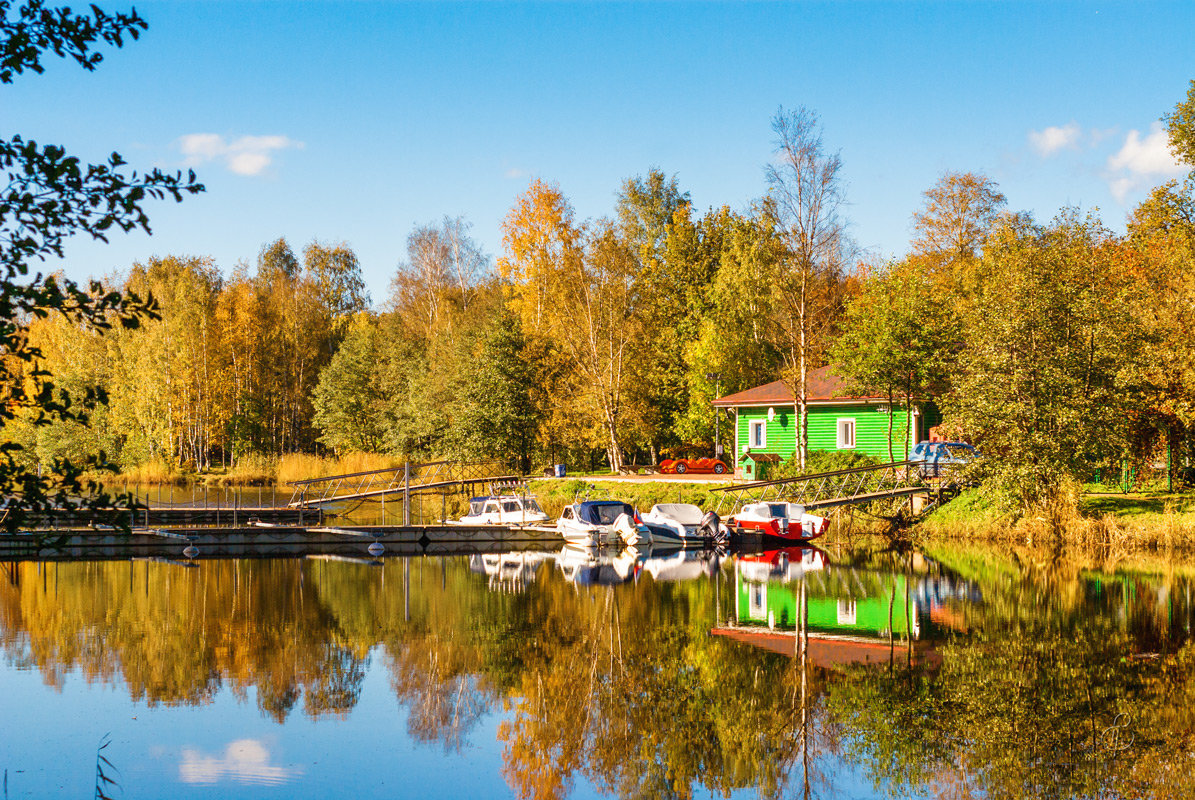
left=179, top=739, right=301, bottom=786
left=2, top=545, right=1195, bottom=799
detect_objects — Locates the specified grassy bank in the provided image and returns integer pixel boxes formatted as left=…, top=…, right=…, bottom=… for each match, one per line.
left=917, top=487, right=1195, bottom=550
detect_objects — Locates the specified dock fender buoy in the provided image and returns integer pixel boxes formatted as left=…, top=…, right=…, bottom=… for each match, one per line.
left=367, top=542, right=385, bottom=557
left=183, top=545, right=199, bottom=559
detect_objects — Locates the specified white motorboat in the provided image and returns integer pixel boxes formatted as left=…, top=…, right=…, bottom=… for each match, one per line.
left=456, top=495, right=550, bottom=526
left=638, top=503, right=729, bottom=545
left=556, top=500, right=640, bottom=546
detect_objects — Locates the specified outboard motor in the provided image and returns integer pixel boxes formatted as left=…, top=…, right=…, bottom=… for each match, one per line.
left=613, top=512, right=646, bottom=546
left=698, top=510, right=727, bottom=543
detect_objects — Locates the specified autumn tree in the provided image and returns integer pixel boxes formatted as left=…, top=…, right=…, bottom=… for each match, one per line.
left=765, top=106, right=852, bottom=470
left=911, top=171, right=1007, bottom=262
left=676, top=204, right=784, bottom=450
left=1164, top=78, right=1195, bottom=167
left=498, top=180, right=584, bottom=336
left=303, top=239, right=369, bottom=322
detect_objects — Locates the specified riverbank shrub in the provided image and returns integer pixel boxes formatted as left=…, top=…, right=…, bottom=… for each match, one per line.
left=776, top=449, right=881, bottom=479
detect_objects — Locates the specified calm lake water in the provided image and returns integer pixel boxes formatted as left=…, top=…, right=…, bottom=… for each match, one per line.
left=2, top=543, right=1194, bottom=799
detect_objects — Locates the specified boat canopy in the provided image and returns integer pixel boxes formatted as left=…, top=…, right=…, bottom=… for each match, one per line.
left=578, top=501, right=635, bottom=525
left=650, top=503, right=704, bottom=526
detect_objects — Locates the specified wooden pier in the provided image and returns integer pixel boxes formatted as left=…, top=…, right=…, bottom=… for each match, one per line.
left=0, top=523, right=563, bottom=562
left=30, top=505, right=319, bottom=528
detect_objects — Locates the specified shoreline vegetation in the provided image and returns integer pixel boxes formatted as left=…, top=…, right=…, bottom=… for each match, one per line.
left=97, top=453, right=1195, bottom=549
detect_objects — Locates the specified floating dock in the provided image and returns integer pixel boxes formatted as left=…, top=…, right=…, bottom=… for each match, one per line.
left=0, top=523, right=564, bottom=562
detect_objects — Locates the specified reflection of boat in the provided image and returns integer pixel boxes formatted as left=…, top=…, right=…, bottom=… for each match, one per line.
left=556, top=501, right=640, bottom=546
left=457, top=495, right=550, bottom=525
left=737, top=546, right=827, bottom=583
left=638, top=503, right=729, bottom=545
left=727, top=502, right=828, bottom=542
left=554, top=544, right=637, bottom=585
left=468, top=552, right=548, bottom=591
left=638, top=547, right=722, bottom=582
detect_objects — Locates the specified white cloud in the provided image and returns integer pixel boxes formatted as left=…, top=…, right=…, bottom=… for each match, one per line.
left=1104, top=122, right=1186, bottom=202
left=177, top=133, right=303, bottom=176
left=1107, top=122, right=1183, bottom=176
left=179, top=739, right=301, bottom=786
left=1028, top=122, right=1082, bottom=156
left=504, top=167, right=526, bottom=179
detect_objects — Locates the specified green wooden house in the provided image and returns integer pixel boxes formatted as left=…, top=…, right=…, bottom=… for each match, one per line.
left=712, top=366, right=939, bottom=479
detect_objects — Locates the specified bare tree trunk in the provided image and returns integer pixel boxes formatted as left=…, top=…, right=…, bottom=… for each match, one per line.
left=887, top=387, right=895, bottom=463
left=798, top=283, right=808, bottom=472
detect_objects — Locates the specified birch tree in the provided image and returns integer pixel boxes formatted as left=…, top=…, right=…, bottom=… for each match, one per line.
left=765, top=107, right=852, bottom=470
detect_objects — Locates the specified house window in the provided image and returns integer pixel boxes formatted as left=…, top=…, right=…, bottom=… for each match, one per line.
left=837, top=417, right=856, bottom=449
left=749, top=419, right=766, bottom=449
left=749, top=583, right=767, bottom=620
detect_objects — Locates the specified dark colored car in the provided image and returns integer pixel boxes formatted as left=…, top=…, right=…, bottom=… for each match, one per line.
left=910, top=441, right=978, bottom=479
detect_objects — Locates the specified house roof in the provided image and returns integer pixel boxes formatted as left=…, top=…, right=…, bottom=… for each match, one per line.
left=712, top=365, right=885, bottom=407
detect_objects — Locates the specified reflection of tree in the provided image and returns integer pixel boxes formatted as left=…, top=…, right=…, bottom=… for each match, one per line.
left=389, top=641, right=494, bottom=750
left=496, top=574, right=825, bottom=800
left=828, top=618, right=1195, bottom=799
left=0, top=560, right=366, bottom=720
left=303, top=643, right=368, bottom=718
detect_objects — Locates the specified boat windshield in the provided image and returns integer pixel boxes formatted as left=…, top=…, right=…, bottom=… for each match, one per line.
left=468, top=499, right=487, bottom=516
left=501, top=501, right=520, bottom=513
left=526, top=499, right=545, bottom=514
left=766, top=503, right=789, bottom=518
left=580, top=503, right=634, bottom=525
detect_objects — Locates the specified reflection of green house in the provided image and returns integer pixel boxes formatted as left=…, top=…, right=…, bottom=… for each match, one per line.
left=712, top=366, right=940, bottom=480
left=735, top=570, right=923, bottom=640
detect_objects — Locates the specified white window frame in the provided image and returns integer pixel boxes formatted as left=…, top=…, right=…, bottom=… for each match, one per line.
left=749, top=419, right=767, bottom=449
left=748, top=583, right=768, bottom=621
left=837, top=417, right=856, bottom=449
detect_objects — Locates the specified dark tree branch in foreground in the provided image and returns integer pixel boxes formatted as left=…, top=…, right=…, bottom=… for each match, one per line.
left=0, top=0, right=203, bottom=532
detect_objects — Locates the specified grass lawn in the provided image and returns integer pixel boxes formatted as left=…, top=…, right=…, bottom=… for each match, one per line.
left=1081, top=491, right=1195, bottom=517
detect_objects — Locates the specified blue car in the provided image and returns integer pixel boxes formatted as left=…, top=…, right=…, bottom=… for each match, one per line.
left=910, top=441, right=978, bottom=479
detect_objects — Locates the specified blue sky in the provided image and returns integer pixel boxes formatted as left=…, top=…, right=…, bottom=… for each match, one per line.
left=9, top=0, right=1194, bottom=303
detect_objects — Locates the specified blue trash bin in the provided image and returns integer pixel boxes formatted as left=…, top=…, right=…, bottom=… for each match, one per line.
left=554, top=464, right=566, bottom=478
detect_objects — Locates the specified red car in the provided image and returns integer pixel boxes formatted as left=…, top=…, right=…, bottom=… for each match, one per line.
left=659, top=457, right=730, bottom=475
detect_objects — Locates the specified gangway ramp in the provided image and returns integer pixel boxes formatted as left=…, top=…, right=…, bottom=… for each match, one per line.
left=287, top=460, right=524, bottom=509
left=712, top=460, right=959, bottom=514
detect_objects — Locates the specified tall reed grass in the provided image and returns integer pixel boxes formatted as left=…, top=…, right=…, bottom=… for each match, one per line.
left=275, top=452, right=404, bottom=485
left=103, top=459, right=187, bottom=486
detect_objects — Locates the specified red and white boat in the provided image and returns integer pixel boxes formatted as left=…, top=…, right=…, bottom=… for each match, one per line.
left=726, top=501, right=829, bottom=542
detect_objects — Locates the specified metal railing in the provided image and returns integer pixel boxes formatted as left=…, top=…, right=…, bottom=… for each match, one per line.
left=286, top=460, right=524, bottom=513
left=711, top=460, right=977, bottom=515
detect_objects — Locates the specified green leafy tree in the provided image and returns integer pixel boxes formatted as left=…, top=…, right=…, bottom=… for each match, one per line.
left=311, top=313, right=386, bottom=454
left=943, top=211, right=1141, bottom=512
left=455, top=312, right=545, bottom=473
left=832, top=261, right=958, bottom=462
left=0, top=1, right=202, bottom=530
